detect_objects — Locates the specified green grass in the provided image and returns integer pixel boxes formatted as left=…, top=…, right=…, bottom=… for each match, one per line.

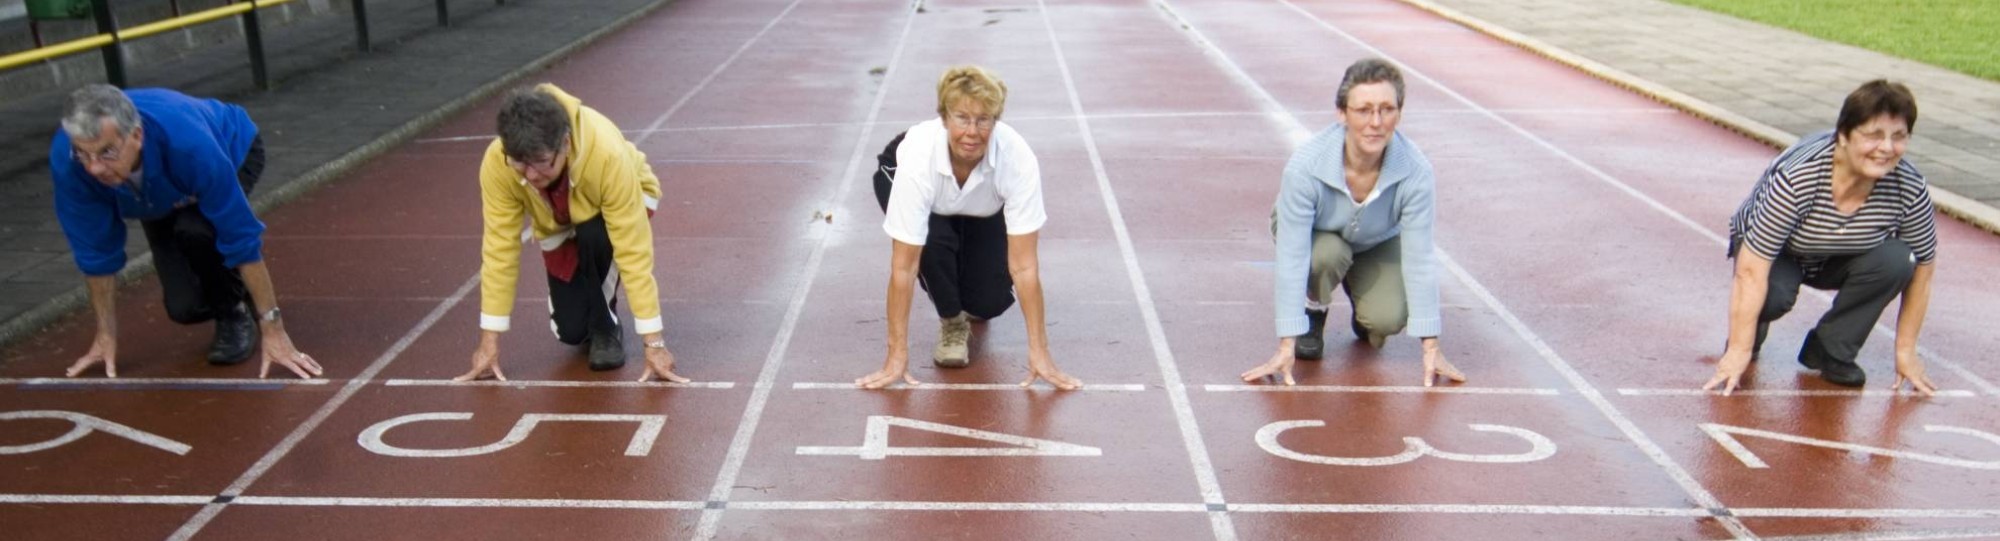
left=1666, top=0, right=2000, bottom=81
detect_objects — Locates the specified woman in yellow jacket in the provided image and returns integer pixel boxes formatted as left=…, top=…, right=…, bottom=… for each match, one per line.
left=456, top=84, right=689, bottom=383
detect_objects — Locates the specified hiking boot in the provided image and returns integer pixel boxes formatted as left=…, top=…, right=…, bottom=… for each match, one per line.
left=207, top=302, right=258, bottom=365
left=933, top=312, right=971, bottom=368
left=1295, top=307, right=1327, bottom=360
left=588, top=323, right=626, bottom=371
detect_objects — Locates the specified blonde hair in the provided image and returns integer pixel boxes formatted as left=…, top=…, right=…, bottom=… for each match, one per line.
left=935, top=65, right=1008, bottom=118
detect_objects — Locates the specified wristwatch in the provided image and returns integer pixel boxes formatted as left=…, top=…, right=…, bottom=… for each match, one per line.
left=261, top=307, right=282, bottom=323
left=644, top=340, right=667, bottom=350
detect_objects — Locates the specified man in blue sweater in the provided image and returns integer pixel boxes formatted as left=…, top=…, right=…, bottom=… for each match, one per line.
left=49, top=84, right=321, bottom=379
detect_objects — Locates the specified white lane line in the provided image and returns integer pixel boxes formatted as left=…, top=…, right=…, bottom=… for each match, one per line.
left=1037, top=3, right=1238, bottom=539
left=0, top=495, right=213, bottom=505
left=1618, top=388, right=1979, bottom=398
left=727, top=501, right=1207, bottom=512
left=1151, top=1, right=1753, bottom=538
left=789, top=382, right=1149, bottom=392
left=627, top=0, right=809, bottom=147
left=3, top=378, right=330, bottom=387
left=383, top=379, right=737, bottom=389
left=1268, top=0, right=1999, bottom=398
left=689, top=1, right=925, bottom=539
left=166, top=277, right=481, bottom=540
left=1204, top=384, right=1560, bottom=395
left=1227, top=503, right=1708, bottom=516
left=229, top=496, right=705, bottom=510
left=1733, top=508, right=2000, bottom=519
left=1759, top=528, right=2000, bottom=541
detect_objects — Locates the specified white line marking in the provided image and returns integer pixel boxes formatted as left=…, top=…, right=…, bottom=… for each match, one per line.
left=1269, top=0, right=1998, bottom=397
left=1038, top=3, right=1238, bottom=539
left=1204, top=384, right=1559, bottom=395
left=0, top=495, right=213, bottom=505
left=1618, top=388, right=1979, bottom=398
left=1151, top=1, right=1756, bottom=537
left=231, top=496, right=705, bottom=510
left=2, top=378, right=330, bottom=387
left=691, top=2, right=923, bottom=538
left=1733, top=508, right=2000, bottom=519
left=0, top=410, right=193, bottom=456
left=1256, top=421, right=1557, bottom=466
left=166, top=276, right=480, bottom=541
left=384, top=379, right=737, bottom=389
left=1760, top=528, right=2000, bottom=541
left=357, top=412, right=667, bottom=458
left=726, top=501, right=1208, bottom=512
left=1226, top=503, right=1709, bottom=516
left=789, top=382, right=1148, bottom=392
left=627, top=0, right=808, bottom=147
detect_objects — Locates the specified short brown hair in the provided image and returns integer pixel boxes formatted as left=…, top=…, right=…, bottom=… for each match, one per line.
left=1836, top=79, right=1917, bottom=136
left=1335, top=58, right=1405, bottom=109
left=936, top=65, right=1008, bottom=118
left=497, top=86, right=570, bottom=161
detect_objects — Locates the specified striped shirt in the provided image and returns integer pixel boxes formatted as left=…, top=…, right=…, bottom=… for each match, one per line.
left=1728, top=130, right=1938, bottom=278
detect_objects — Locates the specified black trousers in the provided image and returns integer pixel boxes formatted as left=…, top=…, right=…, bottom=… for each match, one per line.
left=140, top=136, right=264, bottom=325
left=546, top=216, right=620, bottom=345
left=872, top=131, right=1016, bottom=320
left=1757, top=238, right=1917, bottom=368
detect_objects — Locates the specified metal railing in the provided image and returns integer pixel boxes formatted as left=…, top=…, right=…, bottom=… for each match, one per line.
left=0, top=0, right=504, bottom=90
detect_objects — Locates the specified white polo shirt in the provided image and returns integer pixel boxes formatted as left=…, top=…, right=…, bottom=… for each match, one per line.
left=882, top=118, right=1048, bottom=246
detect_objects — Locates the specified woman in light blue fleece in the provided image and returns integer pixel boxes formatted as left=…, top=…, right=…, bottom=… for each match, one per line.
left=1241, top=58, right=1465, bottom=387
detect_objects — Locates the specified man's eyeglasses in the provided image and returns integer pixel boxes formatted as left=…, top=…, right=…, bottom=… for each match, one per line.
left=72, top=142, right=123, bottom=166
left=507, top=152, right=563, bottom=176
left=1346, top=104, right=1401, bottom=121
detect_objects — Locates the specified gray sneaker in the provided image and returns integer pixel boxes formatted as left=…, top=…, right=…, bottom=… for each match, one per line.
left=933, top=312, right=972, bottom=368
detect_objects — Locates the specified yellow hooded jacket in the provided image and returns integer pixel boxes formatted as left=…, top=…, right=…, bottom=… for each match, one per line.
left=478, top=84, right=664, bottom=335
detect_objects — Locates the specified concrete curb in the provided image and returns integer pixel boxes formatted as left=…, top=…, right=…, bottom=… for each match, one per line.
left=0, top=0, right=677, bottom=350
left=1395, top=0, right=2000, bottom=238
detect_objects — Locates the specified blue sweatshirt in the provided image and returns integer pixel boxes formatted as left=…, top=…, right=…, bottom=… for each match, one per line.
left=1272, top=124, right=1441, bottom=338
left=50, top=88, right=263, bottom=276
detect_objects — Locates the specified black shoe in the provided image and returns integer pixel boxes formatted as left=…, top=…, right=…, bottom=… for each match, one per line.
left=1294, top=308, right=1327, bottom=360
left=588, top=324, right=626, bottom=371
left=1819, top=361, right=1866, bottom=387
left=207, top=303, right=258, bottom=365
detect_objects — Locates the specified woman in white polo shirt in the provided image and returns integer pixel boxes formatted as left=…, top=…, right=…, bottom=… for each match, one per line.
left=857, top=65, right=1081, bottom=391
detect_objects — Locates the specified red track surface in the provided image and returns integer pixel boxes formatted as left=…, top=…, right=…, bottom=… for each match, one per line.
left=5, top=0, right=1998, bottom=539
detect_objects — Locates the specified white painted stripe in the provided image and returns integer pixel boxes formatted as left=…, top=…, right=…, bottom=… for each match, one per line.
left=1760, top=529, right=2000, bottom=541
left=0, top=494, right=212, bottom=505
left=789, top=382, right=1148, bottom=392
left=691, top=1, right=921, bottom=539
left=1204, top=384, right=1560, bottom=395
left=727, top=501, right=1208, bottom=512
left=2, top=378, right=329, bottom=387
left=0, top=410, right=193, bottom=456
left=383, top=379, right=736, bottom=389
left=1036, top=3, right=1237, bottom=540
left=1226, top=503, right=1708, bottom=516
left=166, top=276, right=481, bottom=541
left=1734, top=508, right=2000, bottom=519
left=1618, top=388, right=1979, bottom=398
left=626, top=0, right=806, bottom=147
left=1269, top=0, right=1999, bottom=398
left=1153, top=2, right=1756, bottom=537
left=229, top=496, right=703, bottom=510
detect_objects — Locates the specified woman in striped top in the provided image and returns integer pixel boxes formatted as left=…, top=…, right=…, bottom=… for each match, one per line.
left=1704, top=80, right=1940, bottom=396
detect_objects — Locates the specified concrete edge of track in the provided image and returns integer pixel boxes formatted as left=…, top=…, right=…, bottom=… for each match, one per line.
left=1395, top=0, right=2000, bottom=238
left=0, top=0, right=681, bottom=350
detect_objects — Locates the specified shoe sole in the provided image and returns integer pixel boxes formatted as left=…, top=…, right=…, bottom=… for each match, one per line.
left=932, top=357, right=970, bottom=368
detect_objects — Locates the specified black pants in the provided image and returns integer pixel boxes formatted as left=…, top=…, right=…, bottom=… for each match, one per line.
left=1758, top=238, right=1917, bottom=369
left=140, top=136, right=264, bottom=325
left=872, top=131, right=1016, bottom=320
left=547, top=216, right=621, bottom=345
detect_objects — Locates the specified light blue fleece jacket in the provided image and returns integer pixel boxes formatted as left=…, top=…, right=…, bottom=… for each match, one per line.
left=1272, top=124, right=1440, bottom=338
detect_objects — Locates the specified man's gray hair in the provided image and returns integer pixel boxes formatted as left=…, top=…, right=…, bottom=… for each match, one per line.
left=1334, top=58, right=1406, bottom=110
left=62, top=84, right=140, bottom=140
